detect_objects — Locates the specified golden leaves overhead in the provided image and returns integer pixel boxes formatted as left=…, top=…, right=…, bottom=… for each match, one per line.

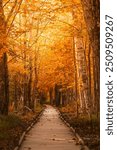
left=2, top=0, right=88, bottom=92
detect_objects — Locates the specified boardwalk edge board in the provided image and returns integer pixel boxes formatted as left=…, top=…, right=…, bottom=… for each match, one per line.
left=58, top=110, right=89, bottom=150
left=13, top=109, right=44, bottom=150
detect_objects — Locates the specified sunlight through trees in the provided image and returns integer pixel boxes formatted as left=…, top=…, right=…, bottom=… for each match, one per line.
left=0, top=0, right=100, bottom=119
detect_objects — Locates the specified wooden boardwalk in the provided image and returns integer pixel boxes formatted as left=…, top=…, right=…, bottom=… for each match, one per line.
left=19, top=105, right=81, bottom=150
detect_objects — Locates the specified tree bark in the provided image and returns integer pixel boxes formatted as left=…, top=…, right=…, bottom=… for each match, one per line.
left=81, top=0, right=100, bottom=116
left=0, top=1, right=9, bottom=115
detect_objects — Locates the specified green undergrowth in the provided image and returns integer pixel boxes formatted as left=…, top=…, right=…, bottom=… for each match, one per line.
left=0, top=114, right=24, bottom=140
left=0, top=113, right=30, bottom=149
left=0, top=115, right=24, bottom=129
left=0, top=104, right=43, bottom=149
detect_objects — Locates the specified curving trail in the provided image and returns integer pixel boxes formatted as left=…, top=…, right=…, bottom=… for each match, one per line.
left=19, top=105, right=81, bottom=150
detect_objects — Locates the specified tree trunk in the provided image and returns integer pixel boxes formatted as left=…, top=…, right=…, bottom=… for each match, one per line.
left=0, top=1, right=9, bottom=115
left=81, top=0, right=100, bottom=116
left=14, top=75, right=18, bottom=111
left=28, top=57, right=33, bottom=109
left=0, top=53, right=9, bottom=115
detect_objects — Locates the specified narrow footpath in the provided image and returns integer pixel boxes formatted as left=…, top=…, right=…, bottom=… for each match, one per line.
left=19, top=105, right=81, bottom=150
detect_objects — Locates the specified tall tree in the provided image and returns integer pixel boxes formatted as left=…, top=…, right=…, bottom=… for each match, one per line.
left=0, top=0, right=9, bottom=115
left=81, top=0, right=100, bottom=116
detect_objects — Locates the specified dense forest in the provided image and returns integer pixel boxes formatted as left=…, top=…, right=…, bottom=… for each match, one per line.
left=0, top=0, right=100, bottom=149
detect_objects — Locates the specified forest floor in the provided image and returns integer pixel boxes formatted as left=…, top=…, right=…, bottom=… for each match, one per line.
left=0, top=105, right=43, bottom=150
left=59, top=107, right=100, bottom=150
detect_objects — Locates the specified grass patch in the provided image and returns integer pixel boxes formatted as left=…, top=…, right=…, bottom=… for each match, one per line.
left=0, top=114, right=24, bottom=129
left=0, top=105, right=44, bottom=149
left=0, top=115, right=24, bottom=140
left=0, top=132, right=10, bottom=140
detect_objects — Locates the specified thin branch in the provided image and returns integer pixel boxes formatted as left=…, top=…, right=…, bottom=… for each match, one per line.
left=3, top=0, right=11, bottom=8
left=6, top=0, right=18, bottom=23
left=6, top=0, right=23, bottom=36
